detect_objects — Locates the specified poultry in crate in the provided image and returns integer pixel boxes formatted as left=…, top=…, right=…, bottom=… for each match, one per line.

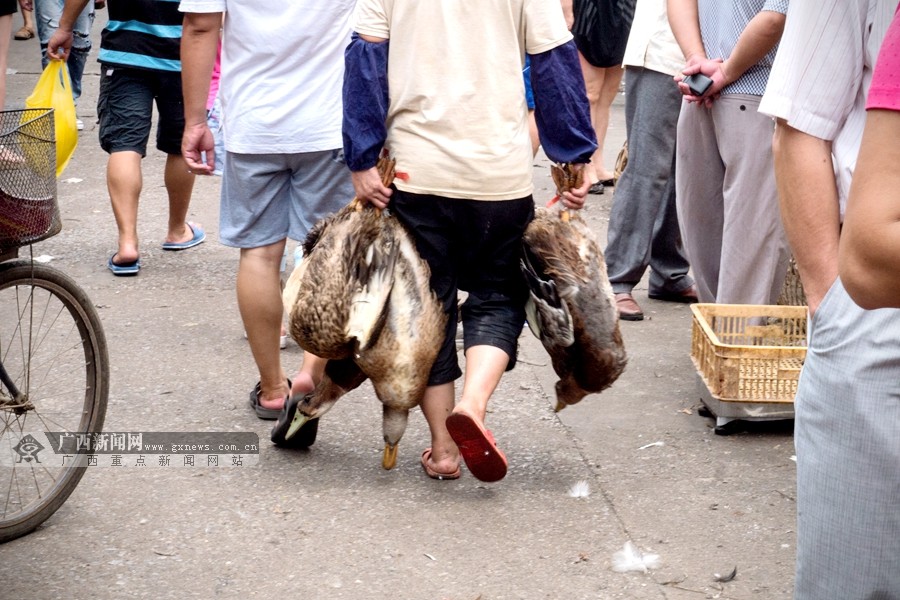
left=277, top=155, right=446, bottom=470
left=521, top=163, right=627, bottom=411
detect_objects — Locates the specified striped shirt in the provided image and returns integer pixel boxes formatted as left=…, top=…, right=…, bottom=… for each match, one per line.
left=699, top=0, right=790, bottom=96
left=759, top=0, right=898, bottom=216
left=99, top=0, right=183, bottom=72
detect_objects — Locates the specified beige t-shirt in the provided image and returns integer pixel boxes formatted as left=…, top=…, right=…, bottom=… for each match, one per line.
left=352, top=0, right=572, bottom=200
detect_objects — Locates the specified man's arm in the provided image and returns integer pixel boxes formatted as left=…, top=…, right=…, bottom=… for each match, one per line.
left=772, top=121, right=841, bottom=315
left=180, top=12, right=222, bottom=175
left=560, top=0, right=574, bottom=30
left=530, top=40, right=595, bottom=209
left=839, top=109, right=900, bottom=309
left=704, top=10, right=786, bottom=96
left=667, top=0, right=704, bottom=64
left=669, top=4, right=785, bottom=102
left=343, top=32, right=393, bottom=209
left=46, top=0, right=91, bottom=59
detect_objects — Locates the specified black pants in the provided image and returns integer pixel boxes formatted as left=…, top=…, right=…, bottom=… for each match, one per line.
left=390, top=189, right=534, bottom=386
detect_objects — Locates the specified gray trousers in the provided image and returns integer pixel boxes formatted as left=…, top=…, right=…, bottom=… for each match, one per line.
left=675, top=94, right=790, bottom=304
left=794, top=279, right=900, bottom=599
left=605, top=67, right=693, bottom=295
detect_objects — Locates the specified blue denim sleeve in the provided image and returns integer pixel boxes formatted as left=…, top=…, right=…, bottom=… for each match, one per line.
left=343, top=33, right=389, bottom=172
left=530, top=40, right=597, bottom=164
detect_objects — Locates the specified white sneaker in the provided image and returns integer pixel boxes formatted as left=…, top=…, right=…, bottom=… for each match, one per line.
left=75, top=118, right=84, bottom=131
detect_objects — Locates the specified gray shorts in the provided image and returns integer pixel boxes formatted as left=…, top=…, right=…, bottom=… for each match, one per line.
left=219, top=150, right=353, bottom=248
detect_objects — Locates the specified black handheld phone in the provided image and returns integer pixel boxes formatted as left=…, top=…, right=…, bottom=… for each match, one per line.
left=683, top=73, right=713, bottom=97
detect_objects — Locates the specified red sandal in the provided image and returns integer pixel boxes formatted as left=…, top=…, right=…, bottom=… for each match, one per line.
left=445, top=412, right=507, bottom=482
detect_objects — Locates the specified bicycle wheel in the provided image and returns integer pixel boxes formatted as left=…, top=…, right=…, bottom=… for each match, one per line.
left=0, top=259, right=108, bottom=543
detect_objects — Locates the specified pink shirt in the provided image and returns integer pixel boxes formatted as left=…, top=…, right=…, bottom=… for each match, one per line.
left=206, top=41, right=222, bottom=111
left=867, top=6, right=900, bottom=110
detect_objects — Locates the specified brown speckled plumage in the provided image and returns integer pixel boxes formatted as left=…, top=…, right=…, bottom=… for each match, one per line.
left=522, top=206, right=627, bottom=410
left=282, top=202, right=446, bottom=468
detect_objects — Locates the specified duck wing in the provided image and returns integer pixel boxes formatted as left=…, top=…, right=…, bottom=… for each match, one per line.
left=521, top=246, right=575, bottom=347
left=347, top=211, right=399, bottom=352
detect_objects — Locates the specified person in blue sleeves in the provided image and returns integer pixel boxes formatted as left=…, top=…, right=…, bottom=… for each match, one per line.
left=342, top=0, right=596, bottom=482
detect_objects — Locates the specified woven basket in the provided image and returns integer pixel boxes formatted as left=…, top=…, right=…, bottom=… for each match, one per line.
left=0, top=108, right=60, bottom=252
left=690, top=303, right=807, bottom=404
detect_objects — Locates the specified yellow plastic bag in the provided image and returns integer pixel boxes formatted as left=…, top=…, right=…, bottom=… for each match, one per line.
left=25, top=59, right=78, bottom=177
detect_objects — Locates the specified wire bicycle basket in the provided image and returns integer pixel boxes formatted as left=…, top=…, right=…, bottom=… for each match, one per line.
left=0, top=108, right=60, bottom=253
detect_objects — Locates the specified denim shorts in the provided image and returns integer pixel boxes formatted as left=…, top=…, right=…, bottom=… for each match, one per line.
left=97, top=65, right=185, bottom=156
left=389, top=189, right=535, bottom=385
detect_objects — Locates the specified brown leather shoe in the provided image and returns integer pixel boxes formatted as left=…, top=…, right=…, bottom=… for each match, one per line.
left=615, top=292, right=644, bottom=321
left=648, top=284, right=699, bottom=304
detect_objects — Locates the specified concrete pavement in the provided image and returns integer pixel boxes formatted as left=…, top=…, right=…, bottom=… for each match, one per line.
left=0, top=18, right=797, bottom=600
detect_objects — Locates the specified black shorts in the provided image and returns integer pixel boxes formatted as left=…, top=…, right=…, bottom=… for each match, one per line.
left=0, top=0, right=17, bottom=16
left=389, top=189, right=535, bottom=386
left=97, top=64, right=185, bottom=156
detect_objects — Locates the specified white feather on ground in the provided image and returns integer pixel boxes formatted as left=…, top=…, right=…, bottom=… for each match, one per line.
left=611, top=541, right=661, bottom=573
left=567, top=480, right=591, bottom=498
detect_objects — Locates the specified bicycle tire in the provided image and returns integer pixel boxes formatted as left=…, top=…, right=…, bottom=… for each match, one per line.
left=0, top=259, right=109, bottom=543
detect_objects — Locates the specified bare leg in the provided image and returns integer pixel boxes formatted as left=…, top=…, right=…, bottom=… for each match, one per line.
left=107, top=151, right=142, bottom=263
left=595, top=66, right=624, bottom=181
left=420, top=381, right=460, bottom=475
left=239, top=241, right=290, bottom=411
left=290, top=352, right=327, bottom=397
left=163, top=153, right=197, bottom=245
left=0, top=15, right=12, bottom=109
left=453, top=345, right=509, bottom=423
left=528, top=109, right=540, bottom=157
left=13, top=9, right=32, bottom=39
left=579, top=55, right=624, bottom=183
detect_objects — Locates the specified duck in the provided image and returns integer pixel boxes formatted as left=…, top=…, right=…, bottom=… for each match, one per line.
left=281, top=155, right=447, bottom=470
left=520, top=163, right=627, bottom=411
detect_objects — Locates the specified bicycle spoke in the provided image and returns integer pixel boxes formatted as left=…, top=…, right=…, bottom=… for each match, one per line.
left=0, top=257, right=108, bottom=541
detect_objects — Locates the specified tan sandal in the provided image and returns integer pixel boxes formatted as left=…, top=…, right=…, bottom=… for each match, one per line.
left=13, top=26, right=35, bottom=41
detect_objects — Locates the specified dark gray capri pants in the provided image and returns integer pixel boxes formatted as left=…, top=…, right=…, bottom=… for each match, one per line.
left=389, top=189, right=534, bottom=386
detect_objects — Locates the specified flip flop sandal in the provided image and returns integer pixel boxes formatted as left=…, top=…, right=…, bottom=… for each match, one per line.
left=162, top=222, right=206, bottom=251
left=445, top=412, right=508, bottom=482
left=107, top=254, right=140, bottom=276
left=249, top=378, right=291, bottom=420
left=270, top=391, right=319, bottom=448
left=420, top=448, right=461, bottom=480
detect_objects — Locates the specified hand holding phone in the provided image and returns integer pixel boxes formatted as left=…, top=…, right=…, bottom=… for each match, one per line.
left=683, top=73, right=713, bottom=97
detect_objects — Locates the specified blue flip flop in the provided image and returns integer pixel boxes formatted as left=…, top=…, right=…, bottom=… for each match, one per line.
left=108, top=254, right=140, bottom=276
left=161, top=222, right=206, bottom=251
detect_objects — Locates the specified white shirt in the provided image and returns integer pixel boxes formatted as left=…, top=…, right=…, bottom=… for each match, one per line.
left=759, top=0, right=899, bottom=217
left=622, top=0, right=683, bottom=76
left=179, top=0, right=356, bottom=154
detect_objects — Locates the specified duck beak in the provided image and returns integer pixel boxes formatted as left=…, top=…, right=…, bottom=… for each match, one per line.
left=382, top=443, right=398, bottom=470
left=287, top=413, right=311, bottom=439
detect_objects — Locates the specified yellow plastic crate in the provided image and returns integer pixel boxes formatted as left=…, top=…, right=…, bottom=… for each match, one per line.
left=690, top=304, right=807, bottom=404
